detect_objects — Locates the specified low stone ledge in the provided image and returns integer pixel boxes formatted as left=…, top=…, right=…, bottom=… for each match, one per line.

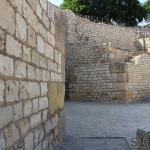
left=137, top=126, right=150, bottom=150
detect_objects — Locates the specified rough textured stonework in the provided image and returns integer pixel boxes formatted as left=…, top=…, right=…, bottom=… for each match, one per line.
left=63, top=10, right=150, bottom=103
left=0, top=0, right=65, bottom=149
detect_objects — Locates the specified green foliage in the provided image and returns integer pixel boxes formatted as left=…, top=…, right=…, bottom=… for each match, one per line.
left=60, top=0, right=147, bottom=26
left=143, top=0, right=150, bottom=21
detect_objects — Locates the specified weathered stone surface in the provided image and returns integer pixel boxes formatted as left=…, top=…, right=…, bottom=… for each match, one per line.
left=13, top=102, right=23, bottom=121
left=0, top=106, right=13, bottom=129
left=43, top=11, right=49, bottom=29
left=38, top=23, right=47, bottom=38
left=40, top=56, right=47, bottom=68
left=45, top=43, right=54, bottom=60
left=28, top=65, right=35, bottom=80
left=5, top=124, right=20, bottom=149
left=51, top=114, right=58, bottom=129
left=28, top=26, right=36, bottom=48
left=0, top=133, right=5, bottom=150
left=0, top=30, right=5, bottom=51
left=6, top=35, right=22, bottom=58
left=30, top=112, right=41, bottom=129
left=37, top=35, right=45, bottom=54
left=26, top=0, right=37, bottom=11
left=45, top=120, right=51, bottom=134
left=6, top=80, right=19, bottom=102
left=23, top=101, right=32, bottom=117
left=20, top=118, right=30, bottom=136
left=48, top=83, right=65, bottom=115
left=137, top=126, right=150, bottom=150
left=32, top=98, right=39, bottom=113
left=23, top=46, right=31, bottom=63
left=40, top=0, right=47, bottom=12
left=51, top=21, right=55, bottom=35
left=41, top=82, right=48, bottom=96
left=25, top=133, right=33, bottom=150
left=20, top=81, right=28, bottom=100
left=32, top=51, right=40, bottom=66
left=10, top=0, right=23, bottom=14
left=58, top=110, right=66, bottom=141
left=0, top=0, right=15, bottom=34
left=39, top=97, right=48, bottom=110
left=23, top=1, right=38, bottom=31
left=42, top=109, right=48, bottom=121
left=36, top=0, right=42, bottom=19
left=15, top=60, right=26, bottom=78
left=16, top=13, right=27, bottom=41
left=36, top=68, right=42, bottom=81
left=0, top=80, right=4, bottom=103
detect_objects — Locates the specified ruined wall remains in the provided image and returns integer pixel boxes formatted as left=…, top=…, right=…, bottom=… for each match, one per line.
left=0, top=0, right=65, bottom=149
left=63, top=10, right=150, bottom=103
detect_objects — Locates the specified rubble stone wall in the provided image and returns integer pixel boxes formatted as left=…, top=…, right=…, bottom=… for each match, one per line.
left=0, top=0, right=65, bottom=149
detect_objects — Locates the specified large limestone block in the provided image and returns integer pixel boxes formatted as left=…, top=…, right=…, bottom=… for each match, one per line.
left=0, top=106, right=13, bottom=129
left=16, top=13, right=27, bottom=41
left=48, top=83, right=65, bottom=115
left=0, top=55, right=14, bottom=76
left=5, top=124, right=20, bottom=149
left=0, top=0, right=15, bottom=34
left=137, top=126, right=150, bottom=150
left=6, top=35, right=22, bottom=58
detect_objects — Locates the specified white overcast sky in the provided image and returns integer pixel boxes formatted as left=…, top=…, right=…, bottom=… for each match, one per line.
left=48, top=0, right=147, bottom=7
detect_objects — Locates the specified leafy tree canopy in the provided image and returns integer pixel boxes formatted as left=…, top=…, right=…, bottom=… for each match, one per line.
left=60, top=0, right=147, bottom=26
left=143, top=0, right=150, bottom=21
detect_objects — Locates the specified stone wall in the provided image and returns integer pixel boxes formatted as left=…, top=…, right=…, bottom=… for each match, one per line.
left=0, top=0, right=65, bottom=149
left=63, top=10, right=150, bottom=103
left=127, top=54, right=150, bottom=102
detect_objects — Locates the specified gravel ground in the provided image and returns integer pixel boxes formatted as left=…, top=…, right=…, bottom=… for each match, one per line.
left=57, top=101, right=150, bottom=150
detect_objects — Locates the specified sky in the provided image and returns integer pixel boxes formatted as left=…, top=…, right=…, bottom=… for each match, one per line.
left=49, top=0, right=147, bottom=6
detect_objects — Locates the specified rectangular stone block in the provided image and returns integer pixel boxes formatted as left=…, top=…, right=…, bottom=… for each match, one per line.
left=42, top=109, right=48, bottom=121
left=39, top=97, right=48, bottom=110
left=23, top=1, right=38, bottom=31
left=48, top=83, right=65, bottom=115
left=28, top=26, right=36, bottom=48
left=26, top=0, right=37, bottom=11
left=23, top=101, right=32, bottom=117
left=6, top=80, right=19, bottom=102
left=37, top=35, right=45, bottom=54
left=32, top=98, right=39, bottom=113
left=0, top=106, right=13, bottom=129
left=36, top=68, right=42, bottom=81
left=5, top=124, right=19, bottom=149
left=41, top=82, right=48, bottom=96
left=32, top=51, right=40, bottom=66
left=51, top=114, right=58, bottom=129
left=0, top=55, right=14, bottom=76
left=40, top=56, right=47, bottom=69
left=28, top=65, right=35, bottom=80
left=0, top=0, right=15, bottom=34
left=15, top=60, right=26, bottom=78
left=30, top=112, right=41, bottom=129
left=16, top=13, right=27, bottom=42
left=43, top=11, right=49, bottom=29
left=6, top=35, right=22, bottom=58
left=13, top=102, right=23, bottom=121
left=20, top=118, right=30, bottom=137
left=10, top=0, right=23, bottom=14
left=45, top=120, right=51, bottom=134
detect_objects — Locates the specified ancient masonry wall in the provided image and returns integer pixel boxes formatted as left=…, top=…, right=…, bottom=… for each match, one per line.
left=0, top=0, right=65, bottom=150
left=63, top=10, right=150, bottom=102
